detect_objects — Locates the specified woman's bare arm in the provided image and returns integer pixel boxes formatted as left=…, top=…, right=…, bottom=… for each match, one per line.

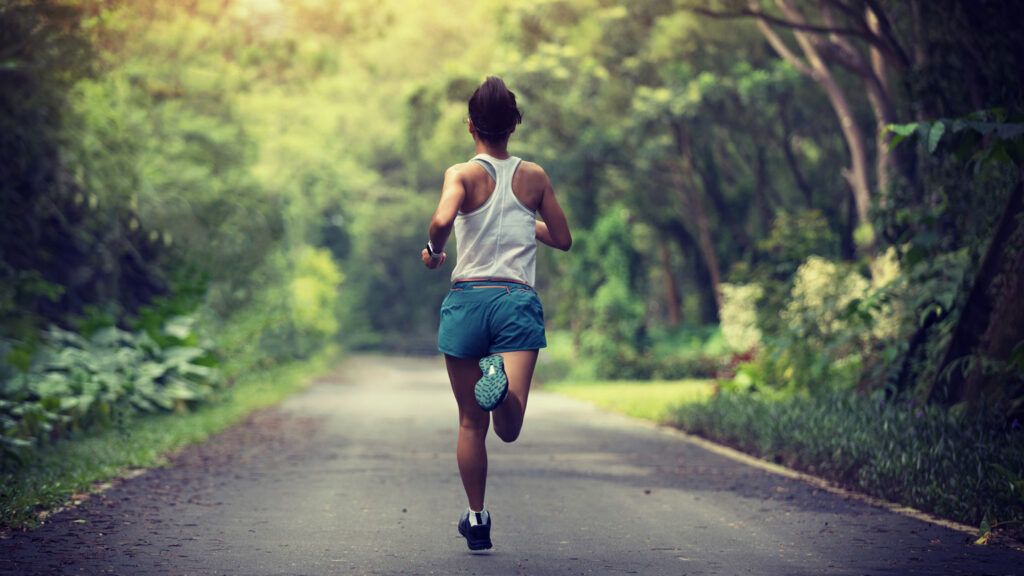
left=535, top=221, right=555, bottom=247
left=422, top=165, right=467, bottom=269
left=535, top=169, right=572, bottom=251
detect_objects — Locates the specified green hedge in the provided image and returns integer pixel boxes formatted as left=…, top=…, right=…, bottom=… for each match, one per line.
left=669, top=390, right=1024, bottom=528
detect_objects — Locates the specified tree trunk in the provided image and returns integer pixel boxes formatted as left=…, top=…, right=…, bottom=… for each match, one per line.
left=694, top=145, right=752, bottom=252
left=910, top=0, right=926, bottom=69
left=822, top=3, right=899, bottom=199
left=660, top=240, right=682, bottom=327
left=754, top=0, right=874, bottom=242
left=660, top=219, right=720, bottom=325
left=839, top=180, right=857, bottom=261
left=931, top=175, right=1024, bottom=405
left=692, top=243, right=721, bottom=325
left=671, top=124, right=723, bottom=314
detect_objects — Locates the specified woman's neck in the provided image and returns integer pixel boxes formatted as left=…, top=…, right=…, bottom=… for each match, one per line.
left=475, top=141, right=510, bottom=159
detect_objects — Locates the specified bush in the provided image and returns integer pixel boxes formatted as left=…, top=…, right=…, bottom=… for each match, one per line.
left=649, top=354, right=721, bottom=380
left=543, top=326, right=730, bottom=383
left=1, top=317, right=221, bottom=469
left=579, top=280, right=648, bottom=379
left=670, top=389, right=1024, bottom=527
left=570, top=207, right=649, bottom=379
left=726, top=251, right=909, bottom=394
left=719, top=283, right=763, bottom=353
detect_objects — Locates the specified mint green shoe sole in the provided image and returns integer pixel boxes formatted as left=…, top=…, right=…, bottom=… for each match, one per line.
left=475, top=355, right=508, bottom=411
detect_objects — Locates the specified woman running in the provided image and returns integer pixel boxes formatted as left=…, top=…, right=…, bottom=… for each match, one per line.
left=420, top=76, right=572, bottom=552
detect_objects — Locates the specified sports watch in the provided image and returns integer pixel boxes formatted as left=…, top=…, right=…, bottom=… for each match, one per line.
left=426, top=240, right=443, bottom=260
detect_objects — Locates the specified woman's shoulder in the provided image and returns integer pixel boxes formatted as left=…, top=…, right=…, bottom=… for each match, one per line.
left=444, top=160, right=478, bottom=177
left=442, top=161, right=487, bottom=186
left=514, top=160, right=551, bottom=187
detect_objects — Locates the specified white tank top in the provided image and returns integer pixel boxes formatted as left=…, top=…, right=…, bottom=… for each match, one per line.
left=450, top=153, right=537, bottom=286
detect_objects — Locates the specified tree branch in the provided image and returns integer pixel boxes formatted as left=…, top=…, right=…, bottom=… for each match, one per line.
left=819, top=3, right=875, bottom=79
left=823, top=0, right=909, bottom=71
left=863, top=0, right=911, bottom=68
left=687, top=4, right=871, bottom=40
left=688, top=0, right=908, bottom=71
left=747, top=1, right=812, bottom=76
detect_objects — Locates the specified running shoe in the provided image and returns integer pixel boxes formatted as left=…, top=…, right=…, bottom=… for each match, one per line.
left=458, top=509, right=493, bottom=551
left=475, top=355, right=508, bottom=411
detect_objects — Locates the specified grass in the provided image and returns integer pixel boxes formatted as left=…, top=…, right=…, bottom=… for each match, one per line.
left=0, top=347, right=338, bottom=531
left=667, top=389, right=1024, bottom=529
left=546, top=374, right=1024, bottom=533
left=545, top=379, right=715, bottom=422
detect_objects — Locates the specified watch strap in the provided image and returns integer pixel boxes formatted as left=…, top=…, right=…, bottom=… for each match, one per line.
left=426, top=241, right=442, bottom=260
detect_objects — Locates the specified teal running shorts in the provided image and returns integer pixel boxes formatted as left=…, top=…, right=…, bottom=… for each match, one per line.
left=438, top=280, right=547, bottom=358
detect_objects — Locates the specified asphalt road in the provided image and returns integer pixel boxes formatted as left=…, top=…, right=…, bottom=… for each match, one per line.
left=1, top=355, right=1020, bottom=575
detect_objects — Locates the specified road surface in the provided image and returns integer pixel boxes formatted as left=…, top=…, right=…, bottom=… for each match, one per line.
left=1, top=355, right=1019, bottom=575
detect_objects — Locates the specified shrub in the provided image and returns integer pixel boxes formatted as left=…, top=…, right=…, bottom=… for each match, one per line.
left=579, top=279, right=648, bottom=379
left=571, top=207, right=649, bottom=379
left=670, top=389, right=1024, bottom=528
left=730, top=252, right=907, bottom=394
left=719, top=283, right=763, bottom=353
left=0, top=317, right=221, bottom=469
left=650, top=354, right=720, bottom=380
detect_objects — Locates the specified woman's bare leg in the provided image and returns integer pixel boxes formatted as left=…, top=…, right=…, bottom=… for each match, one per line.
left=445, top=354, right=488, bottom=511
left=492, top=350, right=538, bottom=443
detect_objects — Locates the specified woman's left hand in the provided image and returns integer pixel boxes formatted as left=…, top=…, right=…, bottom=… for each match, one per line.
left=422, top=248, right=446, bottom=269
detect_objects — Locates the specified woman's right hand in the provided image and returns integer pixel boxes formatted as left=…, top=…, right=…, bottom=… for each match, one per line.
left=422, top=248, right=446, bottom=269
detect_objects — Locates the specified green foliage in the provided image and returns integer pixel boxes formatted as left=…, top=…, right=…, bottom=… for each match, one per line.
left=755, top=210, right=839, bottom=274
left=1, top=317, right=220, bottom=469
left=719, top=283, right=763, bottom=353
left=533, top=331, right=583, bottom=383
left=339, top=189, right=451, bottom=351
left=730, top=210, right=840, bottom=338
left=3, top=0, right=1024, bottom=532
left=645, top=326, right=729, bottom=380
left=569, top=206, right=648, bottom=378
left=729, top=251, right=905, bottom=394
left=670, top=390, right=1024, bottom=528
left=881, top=111, right=1024, bottom=405
left=212, top=245, right=344, bottom=369
left=889, top=113, right=1024, bottom=170
left=539, top=327, right=728, bottom=384
left=288, top=247, right=345, bottom=338
left=0, top=1, right=170, bottom=342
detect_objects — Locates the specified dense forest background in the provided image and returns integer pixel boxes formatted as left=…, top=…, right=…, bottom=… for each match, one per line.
left=2, top=0, right=1023, bottom=530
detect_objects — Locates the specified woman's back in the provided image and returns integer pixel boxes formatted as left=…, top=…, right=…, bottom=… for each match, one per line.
left=457, top=155, right=546, bottom=214
left=450, top=153, right=540, bottom=286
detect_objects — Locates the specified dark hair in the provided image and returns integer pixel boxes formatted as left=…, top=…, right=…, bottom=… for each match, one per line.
left=468, top=76, right=522, bottom=144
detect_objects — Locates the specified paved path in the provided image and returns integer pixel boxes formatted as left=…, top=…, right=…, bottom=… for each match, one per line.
left=1, top=355, right=1020, bottom=575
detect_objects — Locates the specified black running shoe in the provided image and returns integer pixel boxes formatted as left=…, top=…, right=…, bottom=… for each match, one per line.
left=457, top=509, right=493, bottom=551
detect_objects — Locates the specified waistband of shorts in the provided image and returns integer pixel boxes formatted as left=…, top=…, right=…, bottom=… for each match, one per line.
left=451, top=277, right=534, bottom=291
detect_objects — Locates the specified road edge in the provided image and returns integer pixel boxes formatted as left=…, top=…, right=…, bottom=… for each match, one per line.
left=651, top=422, right=979, bottom=534
left=546, top=391, right=981, bottom=538
left=0, top=352, right=339, bottom=537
